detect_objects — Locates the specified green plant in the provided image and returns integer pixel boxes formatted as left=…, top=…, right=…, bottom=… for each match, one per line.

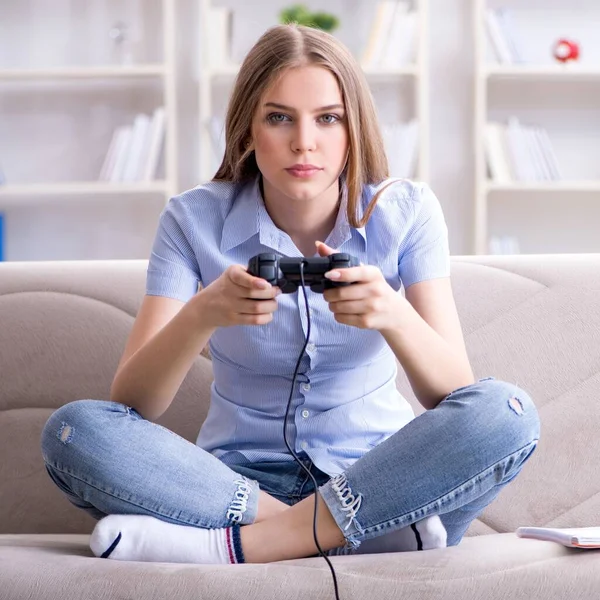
left=279, top=4, right=340, bottom=32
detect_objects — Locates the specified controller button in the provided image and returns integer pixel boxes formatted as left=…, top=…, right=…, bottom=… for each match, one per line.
left=260, top=265, right=276, bottom=281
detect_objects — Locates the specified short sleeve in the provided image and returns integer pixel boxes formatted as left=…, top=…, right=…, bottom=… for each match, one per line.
left=398, top=184, right=450, bottom=289
left=146, top=197, right=201, bottom=302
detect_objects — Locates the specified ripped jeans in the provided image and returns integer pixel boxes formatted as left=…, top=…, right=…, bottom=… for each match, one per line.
left=41, top=377, right=540, bottom=552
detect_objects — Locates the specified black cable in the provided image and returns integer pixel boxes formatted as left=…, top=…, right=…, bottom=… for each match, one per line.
left=282, top=261, right=341, bottom=600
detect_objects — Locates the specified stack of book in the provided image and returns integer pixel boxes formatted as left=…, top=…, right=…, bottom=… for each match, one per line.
left=361, top=1, right=417, bottom=70
left=99, top=107, right=166, bottom=183
left=485, top=7, right=526, bottom=64
left=484, top=117, right=562, bottom=183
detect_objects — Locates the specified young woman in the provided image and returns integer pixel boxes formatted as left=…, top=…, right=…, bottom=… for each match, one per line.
left=41, top=24, right=540, bottom=566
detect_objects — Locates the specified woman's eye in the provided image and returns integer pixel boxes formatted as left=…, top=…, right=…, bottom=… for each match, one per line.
left=320, top=114, right=340, bottom=124
left=267, top=113, right=289, bottom=124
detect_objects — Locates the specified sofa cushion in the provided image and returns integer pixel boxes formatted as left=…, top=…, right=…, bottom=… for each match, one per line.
left=1, top=532, right=598, bottom=600
left=1, top=255, right=600, bottom=538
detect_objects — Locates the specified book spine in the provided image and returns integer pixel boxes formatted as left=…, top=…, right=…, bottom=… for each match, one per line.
left=485, top=9, right=513, bottom=64
left=142, top=107, right=166, bottom=181
left=484, top=122, right=512, bottom=183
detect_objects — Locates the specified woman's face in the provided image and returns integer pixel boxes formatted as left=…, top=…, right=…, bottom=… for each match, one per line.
left=251, top=65, right=349, bottom=205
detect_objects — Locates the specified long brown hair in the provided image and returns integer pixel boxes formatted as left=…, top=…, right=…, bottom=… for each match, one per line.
left=213, top=23, right=393, bottom=228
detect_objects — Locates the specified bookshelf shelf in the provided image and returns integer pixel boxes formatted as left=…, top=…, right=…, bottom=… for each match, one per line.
left=0, top=65, right=167, bottom=81
left=363, top=64, right=420, bottom=79
left=0, top=181, right=169, bottom=209
left=484, top=65, right=600, bottom=81
left=209, top=64, right=420, bottom=81
left=486, top=180, right=600, bottom=193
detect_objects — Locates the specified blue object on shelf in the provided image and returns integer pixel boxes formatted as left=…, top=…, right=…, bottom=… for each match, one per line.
left=0, top=213, right=4, bottom=261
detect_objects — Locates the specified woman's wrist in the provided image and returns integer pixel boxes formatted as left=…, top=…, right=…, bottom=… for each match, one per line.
left=188, top=289, right=219, bottom=336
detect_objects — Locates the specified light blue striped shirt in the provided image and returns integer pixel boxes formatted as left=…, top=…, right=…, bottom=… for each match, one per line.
left=146, top=175, right=450, bottom=476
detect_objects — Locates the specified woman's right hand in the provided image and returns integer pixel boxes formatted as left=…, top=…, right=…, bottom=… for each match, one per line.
left=194, top=265, right=281, bottom=328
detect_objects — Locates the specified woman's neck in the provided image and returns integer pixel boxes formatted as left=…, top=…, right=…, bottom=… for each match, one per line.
left=260, top=177, right=341, bottom=256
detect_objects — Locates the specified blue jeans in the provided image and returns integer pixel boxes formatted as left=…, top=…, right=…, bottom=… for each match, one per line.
left=41, top=377, right=540, bottom=551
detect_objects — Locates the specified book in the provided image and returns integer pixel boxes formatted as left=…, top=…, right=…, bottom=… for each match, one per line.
left=506, top=117, right=534, bottom=182
left=517, top=527, right=600, bottom=549
left=484, top=122, right=513, bottom=183
left=485, top=9, right=513, bottom=64
left=109, top=126, right=134, bottom=183
left=361, top=0, right=398, bottom=69
left=122, top=113, right=151, bottom=182
left=495, top=8, right=526, bottom=64
left=536, top=127, right=563, bottom=181
left=99, top=126, right=125, bottom=181
left=380, top=7, right=417, bottom=69
left=142, top=107, right=166, bottom=181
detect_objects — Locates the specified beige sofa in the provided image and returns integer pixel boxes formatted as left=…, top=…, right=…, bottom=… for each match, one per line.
left=1, top=255, right=600, bottom=600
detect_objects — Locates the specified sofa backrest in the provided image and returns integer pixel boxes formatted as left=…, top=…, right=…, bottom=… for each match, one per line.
left=0, top=255, right=599, bottom=536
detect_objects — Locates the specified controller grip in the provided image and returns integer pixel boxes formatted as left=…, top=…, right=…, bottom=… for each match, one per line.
left=248, top=253, right=278, bottom=285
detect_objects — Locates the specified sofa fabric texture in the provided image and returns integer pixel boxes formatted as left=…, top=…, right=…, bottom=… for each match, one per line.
left=1, top=255, right=599, bottom=599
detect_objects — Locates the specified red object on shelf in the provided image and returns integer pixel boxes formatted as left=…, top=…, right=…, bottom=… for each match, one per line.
left=553, top=39, right=580, bottom=63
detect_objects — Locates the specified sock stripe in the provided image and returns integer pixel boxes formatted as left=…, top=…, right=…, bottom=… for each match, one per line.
left=100, top=531, right=122, bottom=559
left=225, top=527, right=237, bottom=564
left=410, top=523, right=423, bottom=551
left=231, top=525, right=245, bottom=564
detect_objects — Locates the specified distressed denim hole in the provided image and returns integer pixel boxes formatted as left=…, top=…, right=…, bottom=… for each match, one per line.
left=508, top=396, right=524, bottom=416
left=58, top=423, right=74, bottom=444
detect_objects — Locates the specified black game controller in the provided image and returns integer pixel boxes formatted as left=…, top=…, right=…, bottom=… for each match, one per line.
left=247, top=253, right=360, bottom=294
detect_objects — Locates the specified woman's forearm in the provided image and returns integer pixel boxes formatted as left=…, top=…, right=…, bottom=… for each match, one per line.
left=380, top=299, right=474, bottom=411
left=110, top=292, right=216, bottom=421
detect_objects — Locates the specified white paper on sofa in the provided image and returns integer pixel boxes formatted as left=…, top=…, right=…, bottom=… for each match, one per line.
left=516, top=526, right=600, bottom=549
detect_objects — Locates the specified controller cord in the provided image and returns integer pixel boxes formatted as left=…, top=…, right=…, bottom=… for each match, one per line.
left=282, top=262, right=341, bottom=600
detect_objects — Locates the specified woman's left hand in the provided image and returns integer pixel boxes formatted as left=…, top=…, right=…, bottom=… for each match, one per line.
left=316, top=241, right=404, bottom=332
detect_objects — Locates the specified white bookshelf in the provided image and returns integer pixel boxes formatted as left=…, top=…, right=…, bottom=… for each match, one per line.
left=198, top=0, right=430, bottom=184
left=474, top=0, right=600, bottom=255
left=0, top=0, right=181, bottom=260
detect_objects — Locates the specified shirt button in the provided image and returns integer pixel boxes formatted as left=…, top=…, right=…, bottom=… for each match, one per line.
left=301, top=409, right=310, bottom=418
left=301, top=441, right=308, bottom=450
left=306, top=343, right=316, bottom=352
left=301, top=383, right=311, bottom=392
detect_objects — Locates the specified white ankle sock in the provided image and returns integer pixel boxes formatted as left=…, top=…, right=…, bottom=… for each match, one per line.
left=89, top=514, right=245, bottom=564
left=329, top=514, right=447, bottom=556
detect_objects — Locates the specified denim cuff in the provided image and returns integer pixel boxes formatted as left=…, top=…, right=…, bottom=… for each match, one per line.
left=318, top=474, right=364, bottom=550
left=227, top=475, right=260, bottom=526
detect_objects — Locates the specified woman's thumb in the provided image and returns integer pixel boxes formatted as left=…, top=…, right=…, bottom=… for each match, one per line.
left=315, top=240, right=337, bottom=257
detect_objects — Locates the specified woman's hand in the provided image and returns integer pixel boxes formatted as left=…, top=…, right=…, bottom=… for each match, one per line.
left=195, top=265, right=280, bottom=328
left=317, top=241, right=404, bottom=332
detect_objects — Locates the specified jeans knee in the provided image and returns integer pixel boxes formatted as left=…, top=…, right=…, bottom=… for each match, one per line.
left=41, top=399, right=121, bottom=463
left=478, top=379, right=540, bottom=444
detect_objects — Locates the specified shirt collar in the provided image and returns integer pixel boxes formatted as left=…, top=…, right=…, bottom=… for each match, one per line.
left=220, top=177, right=262, bottom=254
left=220, top=174, right=367, bottom=255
